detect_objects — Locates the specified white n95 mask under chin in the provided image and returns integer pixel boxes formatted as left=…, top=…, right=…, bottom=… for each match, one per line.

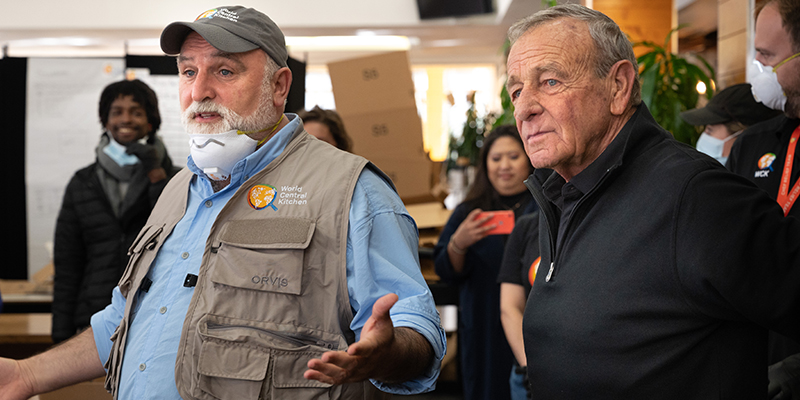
left=750, top=59, right=787, bottom=111
left=188, top=130, right=257, bottom=181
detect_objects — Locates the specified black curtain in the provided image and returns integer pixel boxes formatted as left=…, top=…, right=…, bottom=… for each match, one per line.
left=1, top=57, right=28, bottom=279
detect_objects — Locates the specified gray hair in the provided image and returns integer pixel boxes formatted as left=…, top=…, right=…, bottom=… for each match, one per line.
left=264, top=53, right=281, bottom=80
left=508, top=3, right=641, bottom=107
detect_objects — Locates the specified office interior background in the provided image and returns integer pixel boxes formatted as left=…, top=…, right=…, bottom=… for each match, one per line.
left=1, top=0, right=759, bottom=280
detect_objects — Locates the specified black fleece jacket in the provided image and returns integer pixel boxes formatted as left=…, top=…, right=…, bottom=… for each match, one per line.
left=523, top=105, right=800, bottom=399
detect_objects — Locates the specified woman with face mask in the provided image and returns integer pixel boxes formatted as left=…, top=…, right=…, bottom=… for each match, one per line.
left=680, top=83, right=782, bottom=165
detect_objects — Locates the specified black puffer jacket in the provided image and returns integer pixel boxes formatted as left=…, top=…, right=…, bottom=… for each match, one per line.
left=52, top=154, right=178, bottom=343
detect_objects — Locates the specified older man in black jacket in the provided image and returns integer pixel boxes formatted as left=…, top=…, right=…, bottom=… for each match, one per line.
left=506, top=4, right=800, bottom=399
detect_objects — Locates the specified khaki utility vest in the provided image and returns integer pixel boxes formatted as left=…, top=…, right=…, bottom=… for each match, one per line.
left=104, top=126, right=393, bottom=400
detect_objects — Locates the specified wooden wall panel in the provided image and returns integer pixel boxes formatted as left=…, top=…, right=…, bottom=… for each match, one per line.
left=717, top=0, right=750, bottom=87
left=593, top=0, right=675, bottom=56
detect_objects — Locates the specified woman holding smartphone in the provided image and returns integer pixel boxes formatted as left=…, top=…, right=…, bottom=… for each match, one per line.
left=434, top=125, right=536, bottom=400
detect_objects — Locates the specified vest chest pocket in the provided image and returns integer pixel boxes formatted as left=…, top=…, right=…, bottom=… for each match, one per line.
left=195, top=314, right=337, bottom=400
left=210, top=218, right=315, bottom=295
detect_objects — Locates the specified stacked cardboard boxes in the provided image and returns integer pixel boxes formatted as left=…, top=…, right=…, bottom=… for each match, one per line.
left=327, top=51, right=433, bottom=201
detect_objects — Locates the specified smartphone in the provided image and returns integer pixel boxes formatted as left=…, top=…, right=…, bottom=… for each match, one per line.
left=477, top=210, right=515, bottom=235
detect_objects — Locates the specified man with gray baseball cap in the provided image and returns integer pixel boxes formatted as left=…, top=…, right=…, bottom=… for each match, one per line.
left=0, top=6, right=445, bottom=400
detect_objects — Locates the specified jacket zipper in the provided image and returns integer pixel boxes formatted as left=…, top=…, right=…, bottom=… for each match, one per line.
left=525, top=178, right=557, bottom=282
left=525, top=166, right=619, bottom=283
left=206, top=323, right=338, bottom=350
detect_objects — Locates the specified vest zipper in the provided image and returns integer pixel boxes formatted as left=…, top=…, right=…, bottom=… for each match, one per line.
left=206, top=323, right=338, bottom=350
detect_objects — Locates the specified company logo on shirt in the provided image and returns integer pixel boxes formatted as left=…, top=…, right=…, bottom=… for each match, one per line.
left=251, top=274, right=288, bottom=288
left=276, top=185, right=308, bottom=206
left=248, top=184, right=278, bottom=210
left=755, top=153, right=777, bottom=178
left=529, top=257, right=541, bottom=286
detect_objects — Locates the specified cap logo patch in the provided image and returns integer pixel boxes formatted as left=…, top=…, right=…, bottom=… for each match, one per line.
left=196, top=8, right=240, bottom=23
left=248, top=184, right=278, bottom=211
left=195, top=9, right=218, bottom=20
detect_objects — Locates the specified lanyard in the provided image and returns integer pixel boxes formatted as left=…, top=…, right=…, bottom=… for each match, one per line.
left=777, top=126, right=800, bottom=216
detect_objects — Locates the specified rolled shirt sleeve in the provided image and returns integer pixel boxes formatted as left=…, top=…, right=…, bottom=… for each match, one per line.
left=91, top=286, right=127, bottom=368
left=346, top=168, right=446, bottom=394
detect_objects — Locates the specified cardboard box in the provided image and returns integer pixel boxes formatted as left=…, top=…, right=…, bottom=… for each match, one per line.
left=369, top=153, right=433, bottom=200
left=326, top=51, right=416, bottom=115
left=339, top=108, right=427, bottom=159
left=328, top=51, right=433, bottom=201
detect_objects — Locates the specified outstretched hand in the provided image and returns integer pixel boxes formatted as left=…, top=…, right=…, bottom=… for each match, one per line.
left=304, top=293, right=398, bottom=385
left=769, top=353, right=800, bottom=400
left=0, top=357, right=34, bottom=400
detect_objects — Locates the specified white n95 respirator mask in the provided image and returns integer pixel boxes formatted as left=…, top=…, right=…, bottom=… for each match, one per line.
left=188, top=130, right=258, bottom=181
left=749, top=53, right=800, bottom=112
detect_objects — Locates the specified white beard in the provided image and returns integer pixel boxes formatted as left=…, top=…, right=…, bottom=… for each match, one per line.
left=181, top=78, right=281, bottom=135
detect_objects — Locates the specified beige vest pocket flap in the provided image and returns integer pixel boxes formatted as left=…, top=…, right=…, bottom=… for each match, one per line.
left=198, top=340, right=269, bottom=381
left=272, top=352, right=333, bottom=389
left=211, top=218, right=314, bottom=295
left=197, top=341, right=268, bottom=400
left=211, top=245, right=304, bottom=295
left=219, top=218, right=315, bottom=249
left=128, top=224, right=164, bottom=255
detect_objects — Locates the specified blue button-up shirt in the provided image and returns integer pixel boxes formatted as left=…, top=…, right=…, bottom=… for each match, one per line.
left=91, top=114, right=445, bottom=398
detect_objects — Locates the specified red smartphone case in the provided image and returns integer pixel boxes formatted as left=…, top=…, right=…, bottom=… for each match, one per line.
left=478, top=210, right=515, bottom=235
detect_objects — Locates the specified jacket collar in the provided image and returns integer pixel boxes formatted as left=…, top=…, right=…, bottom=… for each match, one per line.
left=775, top=115, right=800, bottom=141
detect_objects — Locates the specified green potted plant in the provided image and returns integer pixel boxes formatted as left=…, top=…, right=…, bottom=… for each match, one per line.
left=635, top=27, right=716, bottom=145
left=448, top=91, right=487, bottom=170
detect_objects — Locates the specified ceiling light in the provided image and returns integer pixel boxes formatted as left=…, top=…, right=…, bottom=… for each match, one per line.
left=285, top=36, right=411, bottom=52
left=126, top=38, right=161, bottom=47
left=9, top=37, right=99, bottom=47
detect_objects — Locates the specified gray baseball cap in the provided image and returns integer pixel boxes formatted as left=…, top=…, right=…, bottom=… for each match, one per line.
left=160, top=6, right=288, bottom=68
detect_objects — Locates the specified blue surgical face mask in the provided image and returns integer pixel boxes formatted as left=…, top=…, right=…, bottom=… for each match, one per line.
left=103, top=133, right=140, bottom=166
left=696, top=130, right=742, bottom=165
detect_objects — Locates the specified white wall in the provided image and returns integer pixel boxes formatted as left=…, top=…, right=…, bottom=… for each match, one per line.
left=1, top=0, right=421, bottom=31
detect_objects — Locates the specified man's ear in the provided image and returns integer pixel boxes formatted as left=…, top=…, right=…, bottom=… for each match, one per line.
left=608, top=59, right=635, bottom=116
left=271, top=67, right=293, bottom=108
